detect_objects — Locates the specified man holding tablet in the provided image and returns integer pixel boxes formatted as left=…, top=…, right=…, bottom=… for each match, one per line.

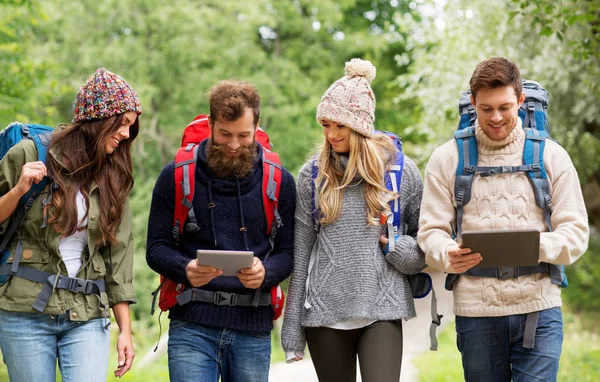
left=418, top=57, right=589, bottom=381
left=146, top=80, right=296, bottom=382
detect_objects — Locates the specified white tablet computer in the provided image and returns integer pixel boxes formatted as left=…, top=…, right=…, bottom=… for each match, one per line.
left=461, top=229, right=540, bottom=268
left=196, top=250, right=254, bottom=276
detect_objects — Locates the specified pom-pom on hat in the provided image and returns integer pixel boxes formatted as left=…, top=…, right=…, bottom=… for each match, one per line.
left=72, top=68, right=142, bottom=123
left=316, top=58, right=376, bottom=137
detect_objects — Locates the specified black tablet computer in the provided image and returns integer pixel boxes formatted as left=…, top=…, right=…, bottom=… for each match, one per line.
left=461, top=229, right=540, bottom=268
left=196, top=250, right=254, bottom=276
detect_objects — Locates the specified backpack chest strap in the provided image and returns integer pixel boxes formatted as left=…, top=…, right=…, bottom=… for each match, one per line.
left=464, top=263, right=563, bottom=285
left=175, top=288, right=271, bottom=307
left=470, top=164, right=540, bottom=177
left=0, top=264, right=106, bottom=313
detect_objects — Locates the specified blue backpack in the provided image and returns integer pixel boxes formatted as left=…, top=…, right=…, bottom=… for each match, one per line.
left=447, top=80, right=567, bottom=291
left=311, top=131, right=442, bottom=350
left=0, top=122, right=54, bottom=284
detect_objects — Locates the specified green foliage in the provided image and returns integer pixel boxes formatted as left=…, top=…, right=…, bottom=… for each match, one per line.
left=563, top=236, right=600, bottom=313
left=510, top=0, right=600, bottom=61
left=128, top=177, right=160, bottom=323
left=0, top=1, right=54, bottom=123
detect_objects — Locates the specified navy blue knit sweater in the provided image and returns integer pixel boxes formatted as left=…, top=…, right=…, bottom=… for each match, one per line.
left=146, top=140, right=296, bottom=332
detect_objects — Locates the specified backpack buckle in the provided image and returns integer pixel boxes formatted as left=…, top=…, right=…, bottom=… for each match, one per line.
left=213, top=291, right=237, bottom=306
left=496, top=267, right=518, bottom=280
left=544, top=193, right=553, bottom=208
left=67, top=277, right=94, bottom=294
left=20, top=124, right=30, bottom=137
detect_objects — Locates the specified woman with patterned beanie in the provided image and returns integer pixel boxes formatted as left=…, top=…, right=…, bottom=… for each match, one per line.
left=281, top=59, right=426, bottom=381
left=0, top=68, right=142, bottom=381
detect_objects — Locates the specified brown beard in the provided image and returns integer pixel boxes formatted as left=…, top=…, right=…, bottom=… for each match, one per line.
left=206, top=139, right=258, bottom=178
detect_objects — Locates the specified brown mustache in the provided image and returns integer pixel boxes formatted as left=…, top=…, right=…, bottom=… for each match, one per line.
left=206, top=139, right=258, bottom=178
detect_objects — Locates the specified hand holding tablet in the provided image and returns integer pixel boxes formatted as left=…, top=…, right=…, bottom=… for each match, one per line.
left=185, top=259, right=223, bottom=287
left=196, top=250, right=255, bottom=277
left=448, top=247, right=482, bottom=273
left=236, top=257, right=266, bottom=289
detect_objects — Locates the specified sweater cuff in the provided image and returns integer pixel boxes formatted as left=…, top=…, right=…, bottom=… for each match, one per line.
left=286, top=351, right=305, bottom=363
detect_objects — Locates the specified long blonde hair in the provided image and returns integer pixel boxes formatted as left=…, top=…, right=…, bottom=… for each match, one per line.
left=314, top=130, right=398, bottom=226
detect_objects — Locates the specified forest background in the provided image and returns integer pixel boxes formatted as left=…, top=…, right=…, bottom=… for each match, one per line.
left=1, top=0, right=598, bottom=380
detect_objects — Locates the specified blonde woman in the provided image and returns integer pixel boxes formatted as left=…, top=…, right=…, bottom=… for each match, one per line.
left=281, top=59, right=426, bottom=382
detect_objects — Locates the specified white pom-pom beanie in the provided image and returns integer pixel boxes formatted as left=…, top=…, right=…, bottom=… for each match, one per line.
left=316, top=58, right=377, bottom=137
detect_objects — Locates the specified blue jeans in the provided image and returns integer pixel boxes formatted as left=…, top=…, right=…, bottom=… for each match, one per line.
left=455, top=307, right=563, bottom=382
left=0, top=309, right=109, bottom=382
left=168, top=320, right=271, bottom=382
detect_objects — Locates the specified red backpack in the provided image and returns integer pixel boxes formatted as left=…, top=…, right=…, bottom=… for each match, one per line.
left=151, top=114, right=285, bottom=319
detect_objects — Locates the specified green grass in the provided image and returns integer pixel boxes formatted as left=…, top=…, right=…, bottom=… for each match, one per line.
left=414, top=307, right=600, bottom=382
left=557, top=309, right=600, bottom=381
left=413, top=323, right=462, bottom=382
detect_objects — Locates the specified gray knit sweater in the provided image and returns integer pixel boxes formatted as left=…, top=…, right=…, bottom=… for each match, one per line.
left=281, top=153, right=426, bottom=354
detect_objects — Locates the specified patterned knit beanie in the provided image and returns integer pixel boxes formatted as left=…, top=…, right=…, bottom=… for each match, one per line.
left=72, top=68, right=142, bottom=123
left=316, top=58, right=376, bottom=137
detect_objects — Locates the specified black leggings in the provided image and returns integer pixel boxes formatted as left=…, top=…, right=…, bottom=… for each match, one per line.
left=305, top=320, right=403, bottom=382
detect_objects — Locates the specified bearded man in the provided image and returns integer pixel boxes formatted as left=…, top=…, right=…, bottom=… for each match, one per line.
left=146, top=80, right=297, bottom=382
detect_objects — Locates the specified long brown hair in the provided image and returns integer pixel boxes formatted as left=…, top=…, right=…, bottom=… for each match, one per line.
left=46, top=114, right=139, bottom=244
left=315, top=130, right=398, bottom=226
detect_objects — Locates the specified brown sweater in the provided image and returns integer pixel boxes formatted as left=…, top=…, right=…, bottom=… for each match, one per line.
left=418, top=119, right=589, bottom=317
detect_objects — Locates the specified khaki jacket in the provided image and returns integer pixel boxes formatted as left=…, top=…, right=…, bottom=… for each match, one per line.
left=0, top=138, right=136, bottom=321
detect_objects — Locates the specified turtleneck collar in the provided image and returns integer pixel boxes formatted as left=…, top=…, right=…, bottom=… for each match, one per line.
left=330, top=151, right=366, bottom=185
left=331, top=151, right=349, bottom=168
left=475, top=118, right=525, bottom=155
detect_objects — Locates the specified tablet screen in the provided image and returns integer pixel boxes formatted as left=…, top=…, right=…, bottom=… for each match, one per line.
left=462, top=229, right=540, bottom=268
left=196, top=250, right=254, bottom=276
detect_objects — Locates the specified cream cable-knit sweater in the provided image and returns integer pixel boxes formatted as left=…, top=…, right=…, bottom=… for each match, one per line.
left=418, top=120, right=589, bottom=317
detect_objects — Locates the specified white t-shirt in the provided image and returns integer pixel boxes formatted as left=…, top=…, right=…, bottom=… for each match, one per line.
left=58, top=191, right=88, bottom=277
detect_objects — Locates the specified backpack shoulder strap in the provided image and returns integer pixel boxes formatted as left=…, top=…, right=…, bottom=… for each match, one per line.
left=252, top=148, right=282, bottom=308
left=523, top=127, right=552, bottom=232
left=173, top=143, right=200, bottom=244
left=19, top=132, right=53, bottom=206
left=31, top=132, right=52, bottom=163
left=453, top=126, right=478, bottom=239
left=310, top=156, right=320, bottom=229
left=384, top=142, right=404, bottom=252
left=262, top=149, right=282, bottom=236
